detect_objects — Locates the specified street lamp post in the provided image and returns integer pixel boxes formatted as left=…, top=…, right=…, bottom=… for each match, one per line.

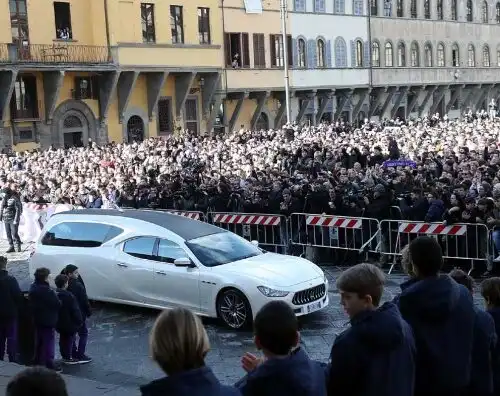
left=280, top=0, right=291, bottom=124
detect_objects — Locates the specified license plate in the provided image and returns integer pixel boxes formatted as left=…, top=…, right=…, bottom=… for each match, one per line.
left=307, top=301, right=322, bottom=313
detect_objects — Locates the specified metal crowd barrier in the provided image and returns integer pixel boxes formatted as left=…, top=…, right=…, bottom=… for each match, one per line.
left=157, top=209, right=205, bottom=222
left=208, top=212, right=288, bottom=254
left=288, top=213, right=381, bottom=261
left=380, top=220, right=489, bottom=275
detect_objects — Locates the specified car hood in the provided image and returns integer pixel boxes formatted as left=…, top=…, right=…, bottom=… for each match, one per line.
left=213, top=253, right=324, bottom=288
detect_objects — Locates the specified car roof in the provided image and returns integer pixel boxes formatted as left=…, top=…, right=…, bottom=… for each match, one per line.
left=53, top=209, right=222, bottom=241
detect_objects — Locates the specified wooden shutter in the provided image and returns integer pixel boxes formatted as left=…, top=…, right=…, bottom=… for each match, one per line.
left=292, top=38, right=298, bottom=67
left=74, top=77, right=82, bottom=100
left=364, top=41, right=370, bottom=67
left=325, top=40, right=332, bottom=67
left=350, top=40, right=356, bottom=67
left=270, top=35, right=276, bottom=66
left=224, top=33, right=231, bottom=66
left=242, top=33, right=250, bottom=67
left=287, top=35, right=293, bottom=66
left=253, top=34, right=260, bottom=67
left=91, top=76, right=99, bottom=100
left=308, top=39, right=317, bottom=68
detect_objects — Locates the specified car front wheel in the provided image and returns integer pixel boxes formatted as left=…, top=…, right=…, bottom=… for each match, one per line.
left=216, top=289, right=252, bottom=330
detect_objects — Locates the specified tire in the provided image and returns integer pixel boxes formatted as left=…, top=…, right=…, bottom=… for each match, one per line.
left=216, top=289, right=252, bottom=330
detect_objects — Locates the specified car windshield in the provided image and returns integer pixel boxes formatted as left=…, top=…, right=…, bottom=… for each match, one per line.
left=185, top=232, right=264, bottom=267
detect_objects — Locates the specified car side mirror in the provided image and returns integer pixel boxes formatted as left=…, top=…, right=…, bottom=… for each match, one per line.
left=174, top=257, right=193, bottom=267
left=251, top=240, right=259, bottom=247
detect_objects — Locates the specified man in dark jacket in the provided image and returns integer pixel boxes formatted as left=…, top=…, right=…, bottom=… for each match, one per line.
left=29, top=267, right=61, bottom=372
left=0, top=255, right=22, bottom=362
left=450, top=269, right=496, bottom=396
left=61, top=265, right=91, bottom=364
left=54, top=274, right=82, bottom=365
left=0, top=187, right=23, bottom=253
left=397, top=236, right=475, bottom=396
left=235, top=301, right=326, bottom=396
left=328, top=263, right=415, bottom=396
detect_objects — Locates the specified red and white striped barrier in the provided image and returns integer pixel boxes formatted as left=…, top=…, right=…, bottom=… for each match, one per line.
left=23, top=203, right=50, bottom=211
left=306, top=215, right=362, bottom=229
left=398, top=222, right=467, bottom=235
left=165, top=211, right=202, bottom=220
left=212, top=213, right=281, bottom=226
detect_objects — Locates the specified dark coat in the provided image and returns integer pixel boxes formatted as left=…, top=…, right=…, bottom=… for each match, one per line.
left=0, top=194, right=22, bottom=224
left=487, top=307, right=500, bottom=395
left=424, top=199, right=445, bottom=223
left=405, top=198, right=430, bottom=221
left=56, top=289, right=83, bottom=335
left=327, top=302, right=415, bottom=396
left=67, top=277, right=91, bottom=318
left=0, top=269, right=22, bottom=321
left=397, top=275, right=475, bottom=396
left=235, top=348, right=326, bottom=396
left=28, top=281, right=61, bottom=328
left=140, top=366, right=240, bottom=396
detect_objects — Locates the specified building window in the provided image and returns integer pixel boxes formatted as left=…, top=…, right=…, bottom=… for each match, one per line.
left=424, top=43, right=432, bottom=66
left=297, top=38, right=306, bottom=67
left=253, top=33, right=266, bottom=68
left=170, top=5, right=184, bottom=44
left=53, top=2, right=72, bottom=40
left=385, top=42, right=393, bottom=66
left=198, top=7, right=210, bottom=44
left=483, top=1, right=489, bottom=22
left=396, top=0, right=404, bottom=16
left=224, top=33, right=250, bottom=68
left=452, top=44, right=460, bottom=66
left=140, top=3, right=155, bottom=43
left=410, top=0, right=417, bottom=17
left=317, top=39, right=326, bottom=67
left=335, top=37, right=347, bottom=67
left=270, top=34, right=292, bottom=68
left=314, top=0, right=326, bottom=12
left=437, top=0, right=443, bottom=19
left=384, top=0, right=392, bottom=15
left=424, top=0, right=430, bottom=18
left=483, top=45, right=491, bottom=66
left=9, top=0, right=29, bottom=45
left=434, top=43, right=444, bottom=66
left=10, top=74, right=38, bottom=120
left=18, top=128, right=34, bottom=142
left=372, top=41, right=380, bottom=66
left=397, top=42, right=406, bottom=66
left=497, top=48, right=500, bottom=66
left=157, top=98, right=172, bottom=135
left=410, top=42, right=419, bottom=66
left=451, top=0, right=457, bottom=20
left=294, top=0, right=306, bottom=11
left=370, top=0, right=378, bottom=15
left=466, top=0, right=473, bottom=21
left=73, top=76, right=99, bottom=100
left=353, top=0, right=364, bottom=15
left=468, top=44, right=475, bottom=66
left=497, top=2, right=500, bottom=22
left=334, top=0, right=345, bottom=13
left=355, top=40, right=363, bottom=67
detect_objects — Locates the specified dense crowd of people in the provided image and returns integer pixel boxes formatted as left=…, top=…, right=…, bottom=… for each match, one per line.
left=3, top=236, right=500, bottom=396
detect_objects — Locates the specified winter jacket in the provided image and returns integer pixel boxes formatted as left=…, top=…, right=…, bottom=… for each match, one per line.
left=28, top=281, right=61, bottom=328
left=327, top=302, right=415, bottom=396
left=236, top=348, right=327, bottom=396
left=0, top=194, right=22, bottom=224
left=56, top=289, right=83, bottom=334
left=424, top=199, right=445, bottom=223
left=487, top=307, right=500, bottom=395
left=140, top=366, right=240, bottom=396
left=0, top=270, right=23, bottom=321
left=67, top=277, right=91, bottom=318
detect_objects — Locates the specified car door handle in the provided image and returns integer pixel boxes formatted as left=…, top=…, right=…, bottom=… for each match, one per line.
left=117, top=263, right=128, bottom=268
left=155, top=271, right=167, bottom=275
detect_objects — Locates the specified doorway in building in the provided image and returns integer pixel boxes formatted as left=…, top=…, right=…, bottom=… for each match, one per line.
left=395, top=106, right=406, bottom=120
left=127, top=115, right=145, bottom=142
left=184, top=97, right=199, bottom=133
left=62, top=114, right=86, bottom=148
left=255, top=112, right=269, bottom=130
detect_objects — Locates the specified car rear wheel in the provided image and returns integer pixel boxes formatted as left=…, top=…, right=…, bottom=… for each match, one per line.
left=217, top=289, right=252, bottom=330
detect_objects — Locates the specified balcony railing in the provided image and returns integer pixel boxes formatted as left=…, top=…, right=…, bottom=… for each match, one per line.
left=13, top=43, right=112, bottom=64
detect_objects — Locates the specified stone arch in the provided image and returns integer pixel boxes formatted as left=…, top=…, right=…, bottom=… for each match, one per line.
left=51, top=99, right=98, bottom=148
left=121, top=106, right=149, bottom=143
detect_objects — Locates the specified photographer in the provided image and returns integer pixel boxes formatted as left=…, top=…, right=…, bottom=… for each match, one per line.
left=279, top=189, right=301, bottom=217
left=403, top=188, right=429, bottom=221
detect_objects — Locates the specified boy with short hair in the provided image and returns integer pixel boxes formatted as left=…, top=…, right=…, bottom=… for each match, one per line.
left=6, top=366, right=68, bottom=396
left=55, top=274, right=82, bottom=365
left=328, top=263, right=415, bottom=396
left=481, top=277, right=500, bottom=395
left=450, top=269, right=496, bottom=396
left=235, top=300, right=327, bottom=396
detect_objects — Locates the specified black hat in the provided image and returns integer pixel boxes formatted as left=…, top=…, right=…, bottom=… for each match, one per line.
left=62, top=264, right=78, bottom=275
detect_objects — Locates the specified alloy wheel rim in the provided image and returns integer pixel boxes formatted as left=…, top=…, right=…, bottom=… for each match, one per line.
left=219, top=292, right=247, bottom=328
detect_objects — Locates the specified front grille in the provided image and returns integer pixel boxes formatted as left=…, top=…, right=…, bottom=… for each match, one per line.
left=292, top=284, right=326, bottom=305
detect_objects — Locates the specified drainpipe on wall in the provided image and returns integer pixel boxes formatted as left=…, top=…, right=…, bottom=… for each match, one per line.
left=367, top=7, right=373, bottom=88
left=104, top=0, right=112, bottom=60
left=221, top=0, right=229, bottom=133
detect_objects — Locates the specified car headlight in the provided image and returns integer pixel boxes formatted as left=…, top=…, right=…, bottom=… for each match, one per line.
left=257, top=286, right=289, bottom=297
left=324, top=274, right=328, bottom=284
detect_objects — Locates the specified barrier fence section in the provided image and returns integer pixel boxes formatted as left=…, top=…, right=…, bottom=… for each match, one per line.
left=157, top=210, right=205, bottom=222
left=208, top=212, right=288, bottom=254
left=380, top=220, right=489, bottom=275
left=288, top=213, right=381, bottom=259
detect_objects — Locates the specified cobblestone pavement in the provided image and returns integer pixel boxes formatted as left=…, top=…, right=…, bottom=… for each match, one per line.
left=2, top=240, right=485, bottom=389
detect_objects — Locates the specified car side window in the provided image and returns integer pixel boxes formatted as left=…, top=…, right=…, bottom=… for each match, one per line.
left=123, top=237, right=157, bottom=260
left=41, top=222, right=123, bottom=248
left=156, top=239, right=186, bottom=264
